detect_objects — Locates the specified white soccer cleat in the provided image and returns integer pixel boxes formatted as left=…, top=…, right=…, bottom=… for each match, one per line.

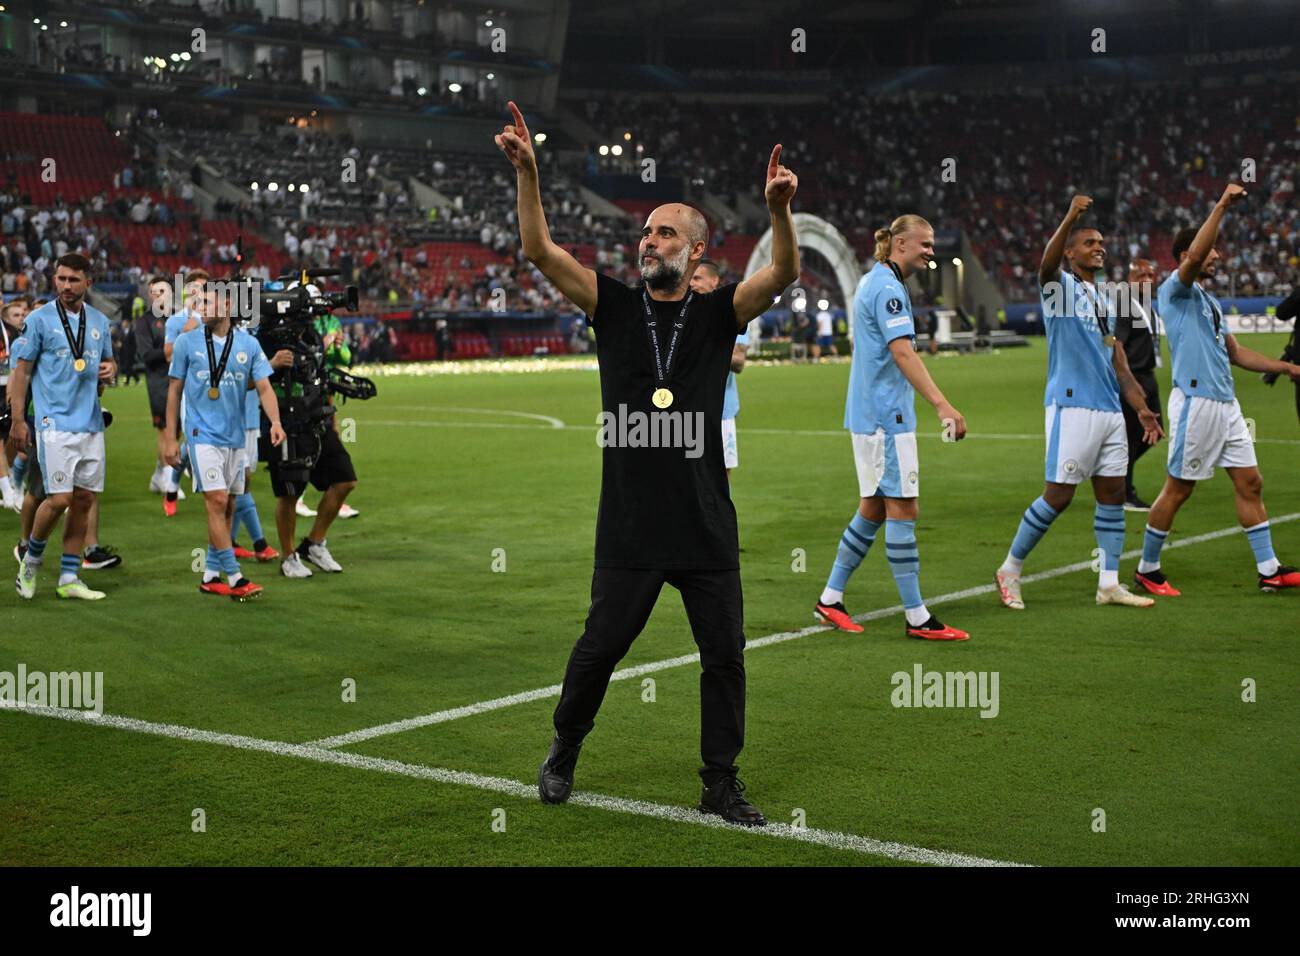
left=302, top=540, right=342, bottom=573
left=280, top=553, right=314, bottom=579
left=15, top=563, right=37, bottom=600
left=995, top=569, right=1024, bottom=610
left=3, top=489, right=21, bottom=513
left=295, top=497, right=318, bottom=517
left=176, top=486, right=186, bottom=501
left=148, top=470, right=164, bottom=494
left=338, top=503, right=359, bottom=519
left=56, top=579, right=106, bottom=601
left=1096, top=584, right=1154, bottom=608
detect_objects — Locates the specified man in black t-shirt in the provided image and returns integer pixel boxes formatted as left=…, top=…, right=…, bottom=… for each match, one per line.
left=1116, top=258, right=1163, bottom=510
left=496, top=101, right=800, bottom=826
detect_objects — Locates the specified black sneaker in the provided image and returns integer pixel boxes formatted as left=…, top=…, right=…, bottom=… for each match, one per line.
left=538, top=734, right=582, bottom=805
left=1123, top=493, right=1151, bottom=512
left=82, top=545, right=122, bottom=570
left=698, top=776, right=766, bottom=827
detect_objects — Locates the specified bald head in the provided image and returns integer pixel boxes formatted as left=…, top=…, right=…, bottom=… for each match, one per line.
left=639, top=203, right=710, bottom=293
left=1128, top=258, right=1155, bottom=286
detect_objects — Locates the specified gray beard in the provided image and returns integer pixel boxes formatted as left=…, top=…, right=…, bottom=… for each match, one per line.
left=641, top=247, right=690, bottom=292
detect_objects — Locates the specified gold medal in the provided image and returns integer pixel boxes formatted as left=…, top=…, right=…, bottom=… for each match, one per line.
left=651, top=387, right=674, bottom=409
left=73, top=358, right=86, bottom=372
left=208, top=387, right=221, bottom=400
left=1103, top=335, right=1116, bottom=347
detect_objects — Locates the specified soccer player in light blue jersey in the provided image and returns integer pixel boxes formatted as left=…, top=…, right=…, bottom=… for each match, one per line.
left=160, top=269, right=207, bottom=516
left=8, top=254, right=115, bottom=601
left=690, top=260, right=749, bottom=478
left=164, top=285, right=285, bottom=601
left=815, top=214, right=971, bottom=641
left=1136, top=183, right=1300, bottom=595
left=996, top=195, right=1164, bottom=611
left=230, top=375, right=279, bottom=563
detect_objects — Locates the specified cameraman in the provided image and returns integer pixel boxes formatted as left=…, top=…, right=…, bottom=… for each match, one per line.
left=262, top=294, right=358, bottom=579
left=1273, top=286, right=1300, bottom=426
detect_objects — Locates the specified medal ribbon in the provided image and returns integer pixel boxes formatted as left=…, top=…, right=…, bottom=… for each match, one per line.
left=641, top=289, right=693, bottom=394
left=205, top=326, right=236, bottom=394
left=55, top=300, right=86, bottom=366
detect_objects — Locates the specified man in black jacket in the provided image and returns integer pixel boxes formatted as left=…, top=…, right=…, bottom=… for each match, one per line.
left=134, top=275, right=173, bottom=492
left=1116, top=258, right=1163, bottom=510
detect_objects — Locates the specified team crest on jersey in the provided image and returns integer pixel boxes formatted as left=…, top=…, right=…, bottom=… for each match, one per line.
left=236, top=351, right=248, bottom=365
left=205, top=468, right=220, bottom=484
left=886, top=298, right=904, bottom=315
left=90, top=328, right=101, bottom=340
left=1189, top=457, right=1202, bottom=471
left=1063, top=459, right=1079, bottom=475
left=907, top=471, right=919, bottom=486
left=53, top=471, right=67, bottom=484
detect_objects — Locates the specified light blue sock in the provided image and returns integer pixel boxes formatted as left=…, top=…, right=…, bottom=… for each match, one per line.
left=1094, top=503, right=1125, bottom=586
left=1003, top=495, right=1061, bottom=571
left=1139, top=524, right=1169, bottom=573
left=25, top=535, right=47, bottom=567
left=885, top=519, right=926, bottom=622
left=821, top=512, right=882, bottom=603
left=218, top=546, right=241, bottom=585
left=12, top=456, right=27, bottom=491
left=58, top=552, right=81, bottom=585
left=204, top=544, right=221, bottom=580
left=1244, top=521, right=1280, bottom=576
left=235, top=492, right=264, bottom=547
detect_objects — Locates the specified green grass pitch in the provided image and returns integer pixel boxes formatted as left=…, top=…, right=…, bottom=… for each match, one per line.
left=2, top=334, right=1297, bottom=866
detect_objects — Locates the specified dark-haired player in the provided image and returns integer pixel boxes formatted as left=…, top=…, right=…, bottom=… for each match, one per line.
left=995, top=195, right=1163, bottom=610
left=690, top=259, right=749, bottom=479
left=1136, top=183, right=1300, bottom=595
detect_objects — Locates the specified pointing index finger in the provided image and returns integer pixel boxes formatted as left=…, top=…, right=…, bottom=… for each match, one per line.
left=508, top=100, right=527, bottom=133
left=768, top=144, right=782, bottom=177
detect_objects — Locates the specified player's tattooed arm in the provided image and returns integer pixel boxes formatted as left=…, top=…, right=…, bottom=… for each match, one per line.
left=495, top=100, right=597, bottom=316
left=1039, top=194, right=1092, bottom=288
left=1112, top=344, right=1163, bottom=443
left=1178, top=183, right=1246, bottom=287
left=734, top=145, right=799, bottom=327
left=1225, top=333, right=1300, bottom=380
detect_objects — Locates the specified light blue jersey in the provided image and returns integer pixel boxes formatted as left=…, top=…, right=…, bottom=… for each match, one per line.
left=722, top=330, right=750, bottom=420
left=844, top=263, right=916, bottom=435
left=165, top=307, right=200, bottom=346
left=1041, top=270, right=1121, bottom=412
left=169, top=325, right=272, bottom=448
left=1157, top=274, right=1234, bottom=402
left=11, top=300, right=111, bottom=433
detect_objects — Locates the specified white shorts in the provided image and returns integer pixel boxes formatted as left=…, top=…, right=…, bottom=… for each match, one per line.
left=36, top=429, right=105, bottom=494
left=1167, top=387, right=1256, bottom=481
left=1044, top=403, right=1127, bottom=484
left=721, top=418, right=738, bottom=470
left=189, top=443, right=247, bottom=495
left=852, top=429, right=919, bottom=498
left=244, top=428, right=260, bottom=474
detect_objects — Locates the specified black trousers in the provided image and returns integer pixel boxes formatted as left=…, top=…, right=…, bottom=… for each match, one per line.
left=552, top=566, right=746, bottom=786
left=1123, top=371, right=1162, bottom=495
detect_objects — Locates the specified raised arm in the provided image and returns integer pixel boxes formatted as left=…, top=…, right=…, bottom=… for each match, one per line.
left=1179, top=183, right=1246, bottom=287
left=1226, top=333, right=1300, bottom=380
left=734, top=145, right=799, bottom=327
left=495, top=101, right=596, bottom=316
left=1039, top=194, right=1092, bottom=288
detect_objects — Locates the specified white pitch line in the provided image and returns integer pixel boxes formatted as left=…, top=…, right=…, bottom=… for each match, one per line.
left=306, top=513, right=1299, bottom=751
left=0, top=702, right=1027, bottom=867
left=381, top=406, right=567, bottom=428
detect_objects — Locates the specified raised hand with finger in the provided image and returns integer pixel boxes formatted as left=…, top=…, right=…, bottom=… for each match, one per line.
left=764, top=144, right=798, bottom=211
left=494, top=101, right=537, bottom=175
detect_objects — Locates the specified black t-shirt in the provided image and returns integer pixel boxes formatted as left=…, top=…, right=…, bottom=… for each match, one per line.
left=1115, top=302, right=1157, bottom=376
left=589, top=272, right=741, bottom=570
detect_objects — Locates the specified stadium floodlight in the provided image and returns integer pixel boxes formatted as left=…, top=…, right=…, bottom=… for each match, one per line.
left=534, top=133, right=547, bottom=143
left=952, top=257, right=962, bottom=266
left=818, top=299, right=829, bottom=310
left=598, top=145, right=609, bottom=156
left=60, top=20, right=69, bottom=28
left=288, top=184, right=296, bottom=192
left=268, top=182, right=279, bottom=191
left=611, top=144, right=623, bottom=156
left=169, top=53, right=180, bottom=62
left=417, top=87, right=427, bottom=95
left=251, top=182, right=259, bottom=190
left=300, top=184, right=310, bottom=193
left=485, top=19, right=493, bottom=27
left=486, top=73, right=495, bottom=80
left=153, top=57, right=166, bottom=68
left=623, top=132, right=632, bottom=141
left=448, top=82, right=462, bottom=93
left=32, top=17, right=39, bottom=24
left=180, top=52, right=191, bottom=61
left=928, top=260, right=937, bottom=270
left=40, top=23, right=47, bottom=30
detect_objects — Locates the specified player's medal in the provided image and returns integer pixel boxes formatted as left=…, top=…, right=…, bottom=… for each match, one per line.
left=55, top=300, right=87, bottom=374
left=205, top=324, right=235, bottom=402
left=1103, top=334, right=1116, bottom=347
left=642, top=289, right=693, bottom=411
